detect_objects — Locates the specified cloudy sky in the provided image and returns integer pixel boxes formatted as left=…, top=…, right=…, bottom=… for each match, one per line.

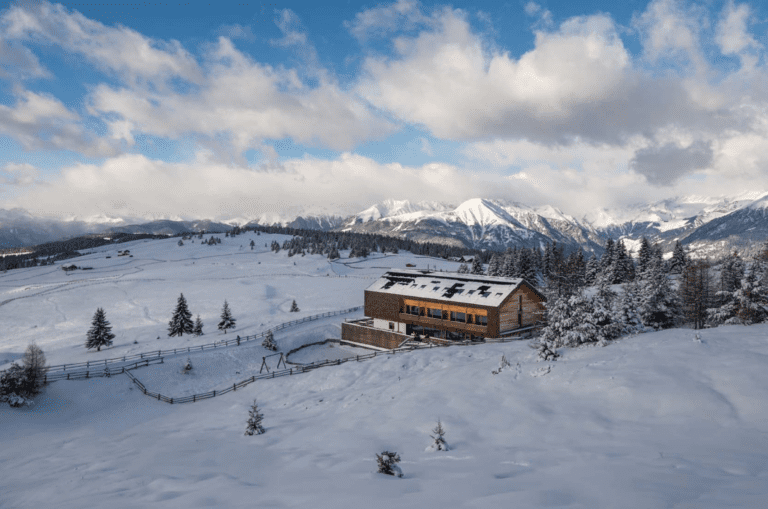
left=1, top=0, right=767, bottom=222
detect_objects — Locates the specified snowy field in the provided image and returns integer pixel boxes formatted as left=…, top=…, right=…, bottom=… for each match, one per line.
left=2, top=233, right=768, bottom=508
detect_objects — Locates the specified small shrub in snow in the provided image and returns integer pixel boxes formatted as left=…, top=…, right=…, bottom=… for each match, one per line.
left=376, top=451, right=403, bottom=477
left=532, top=341, right=559, bottom=361
left=1, top=344, right=48, bottom=407
left=262, top=330, right=277, bottom=351
left=290, top=300, right=300, bottom=312
left=427, top=420, right=449, bottom=452
left=182, top=358, right=193, bottom=374
left=245, top=400, right=265, bottom=435
left=491, top=354, right=511, bottom=374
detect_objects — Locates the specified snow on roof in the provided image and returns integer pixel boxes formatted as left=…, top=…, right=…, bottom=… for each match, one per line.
left=365, top=269, right=527, bottom=307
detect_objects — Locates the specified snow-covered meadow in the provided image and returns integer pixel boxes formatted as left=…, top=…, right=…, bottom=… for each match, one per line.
left=2, top=232, right=768, bottom=508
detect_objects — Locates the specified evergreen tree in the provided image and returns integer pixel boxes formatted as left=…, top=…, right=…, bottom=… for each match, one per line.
left=517, top=249, right=537, bottom=283
left=86, top=308, right=116, bottom=351
left=429, top=419, right=449, bottom=451
left=177, top=239, right=184, bottom=247
left=502, top=250, right=516, bottom=278
left=669, top=241, right=688, bottom=274
left=486, top=254, right=502, bottom=276
left=193, top=314, right=204, bottom=336
left=218, top=300, right=236, bottom=333
left=244, top=400, right=265, bottom=435
left=730, top=266, right=767, bottom=325
left=638, top=257, right=681, bottom=330
left=168, top=293, right=194, bottom=337
left=680, top=259, right=713, bottom=329
left=290, top=300, right=300, bottom=312
left=457, top=263, right=469, bottom=274
left=637, top=237, right=652, bottom=275
left=585, top=255, right=600, bottom=285
left=376, top=451, right=403, bottom=477
left=541, top=292, right=602, bottom=348
left=600, top=238, right=615, bottom=277
left=183, top=358, right=193, bottom=373
left=250, top=240, right=255, bottom=250
left=470, top=256, right=483, bottom=275
left=262, top=330, right=277, bottom=351
left=617, top=278, right=643, bottom=334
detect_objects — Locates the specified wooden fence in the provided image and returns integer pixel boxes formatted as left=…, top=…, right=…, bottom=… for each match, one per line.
left=42, top=357, right=164, bottom=382
left=122, top=330, right=543, bottom=405
left=28, top=306, right=362, bottom=374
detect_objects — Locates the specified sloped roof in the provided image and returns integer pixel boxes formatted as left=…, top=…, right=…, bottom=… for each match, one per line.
left=365, top=269, right=538, bottom=307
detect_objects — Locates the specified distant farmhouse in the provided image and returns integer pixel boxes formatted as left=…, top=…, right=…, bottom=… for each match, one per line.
left=342, top=269, right=546, bottom=349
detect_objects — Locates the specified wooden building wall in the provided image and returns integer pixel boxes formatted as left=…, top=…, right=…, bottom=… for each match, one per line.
left=341, top=322, right=410, bottom=349
left=498, top=283, right=546, bottom=333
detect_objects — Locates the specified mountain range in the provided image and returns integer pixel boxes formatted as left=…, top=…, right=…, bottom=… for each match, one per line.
left=2, top=193, right=768, bottom=259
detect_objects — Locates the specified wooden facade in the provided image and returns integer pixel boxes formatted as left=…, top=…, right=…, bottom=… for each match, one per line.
left=341, top=271, right=547, bottom=347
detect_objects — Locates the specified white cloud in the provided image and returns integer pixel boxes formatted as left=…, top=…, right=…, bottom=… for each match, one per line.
left=0, top=162, right=39, bottom=187
left=716, top=1, right=760, bottom=70
left=87, top=36, right=394, bottom=156
left=5, top=152, right=514, bottom=220
left=345, top=0, right=431, bottom=42
left=357, top=8, right=643, bottom=142
left=1, top=1, right=203, bottom=89
left=0, top=87, right=118, bottom=157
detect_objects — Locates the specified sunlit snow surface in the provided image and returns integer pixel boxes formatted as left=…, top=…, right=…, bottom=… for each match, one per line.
left=2, top=233, right=768, bottom=508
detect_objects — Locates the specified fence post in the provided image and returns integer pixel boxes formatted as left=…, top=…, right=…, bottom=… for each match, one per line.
left=193, top=394, right=196, bottom=402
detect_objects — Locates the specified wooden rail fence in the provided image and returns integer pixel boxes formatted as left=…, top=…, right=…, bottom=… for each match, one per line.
left=121, top=330, right=543, bottom=405
left=6, top=306, right=363, bottom=376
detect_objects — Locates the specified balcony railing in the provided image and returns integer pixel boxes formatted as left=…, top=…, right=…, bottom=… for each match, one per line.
left=398, top=313, right=486, bottom=333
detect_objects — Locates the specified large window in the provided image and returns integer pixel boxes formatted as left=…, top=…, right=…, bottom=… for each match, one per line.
left=476, top=315, right=487, bottom=326
left=450, top=311, right=466, bottom=322
left=427, top=308, right=442, bottom=319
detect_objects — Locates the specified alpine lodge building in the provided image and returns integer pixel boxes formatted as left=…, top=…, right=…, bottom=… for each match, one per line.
left=341, top=269, right=547, bottom=350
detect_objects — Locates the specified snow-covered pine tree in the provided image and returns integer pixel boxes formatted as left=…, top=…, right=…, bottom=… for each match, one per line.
left=193, top=314, right=204, bottom=336
left=617, top=278, right=643, bottom=334
left=86, top=308, right=116, bottom=351
left=168, top=293, right=195, bottom=337
left=290, top=300, right=300, bottom=312
left=376, top=451, right=403, bottom=477
left=218, top=300, right=236, bottom=333
left=584, top=255, right=599, bottom=285
left=486, top=254, right=501, bottom=277
left=428, top=419, right=449, bottom=451
left=600, top=238, right=615, bottom=279
left=457, top=263, right=469, bottom=274
left=262, top=330, right=277, bottom=351
left=250, top=240, right=255, bottom=250
left=517, top=249, right=537, bottom=283
left=730, top=266, right=768, bottom=325
left=637, top=257, right=681, bottom=330
left=183, top=357, right=193, bottom=373
left=244, top=400, right=265, bottom=435
left=637, top=237, right=652, bottom=275
left=470, top=256, right=484, bottom=275
left=502, top=249, right=516, bottom=278
left=177, top=239, right=184, bottom=247
left=540, top=291, right=599, bottom=348
left=591, top=281, right=622, bottom=342
left=669, top=241, right=688, bottom=274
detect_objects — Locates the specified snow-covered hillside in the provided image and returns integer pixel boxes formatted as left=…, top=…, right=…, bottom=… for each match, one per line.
left=2, top=233, right=768, bottom=507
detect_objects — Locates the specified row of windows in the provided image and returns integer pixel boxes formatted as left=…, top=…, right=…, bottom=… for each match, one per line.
left=403, top=305, right=487, bottom=326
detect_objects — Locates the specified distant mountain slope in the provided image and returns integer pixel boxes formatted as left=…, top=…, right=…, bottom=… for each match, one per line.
left=105, top=219, right=233, bottom=236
